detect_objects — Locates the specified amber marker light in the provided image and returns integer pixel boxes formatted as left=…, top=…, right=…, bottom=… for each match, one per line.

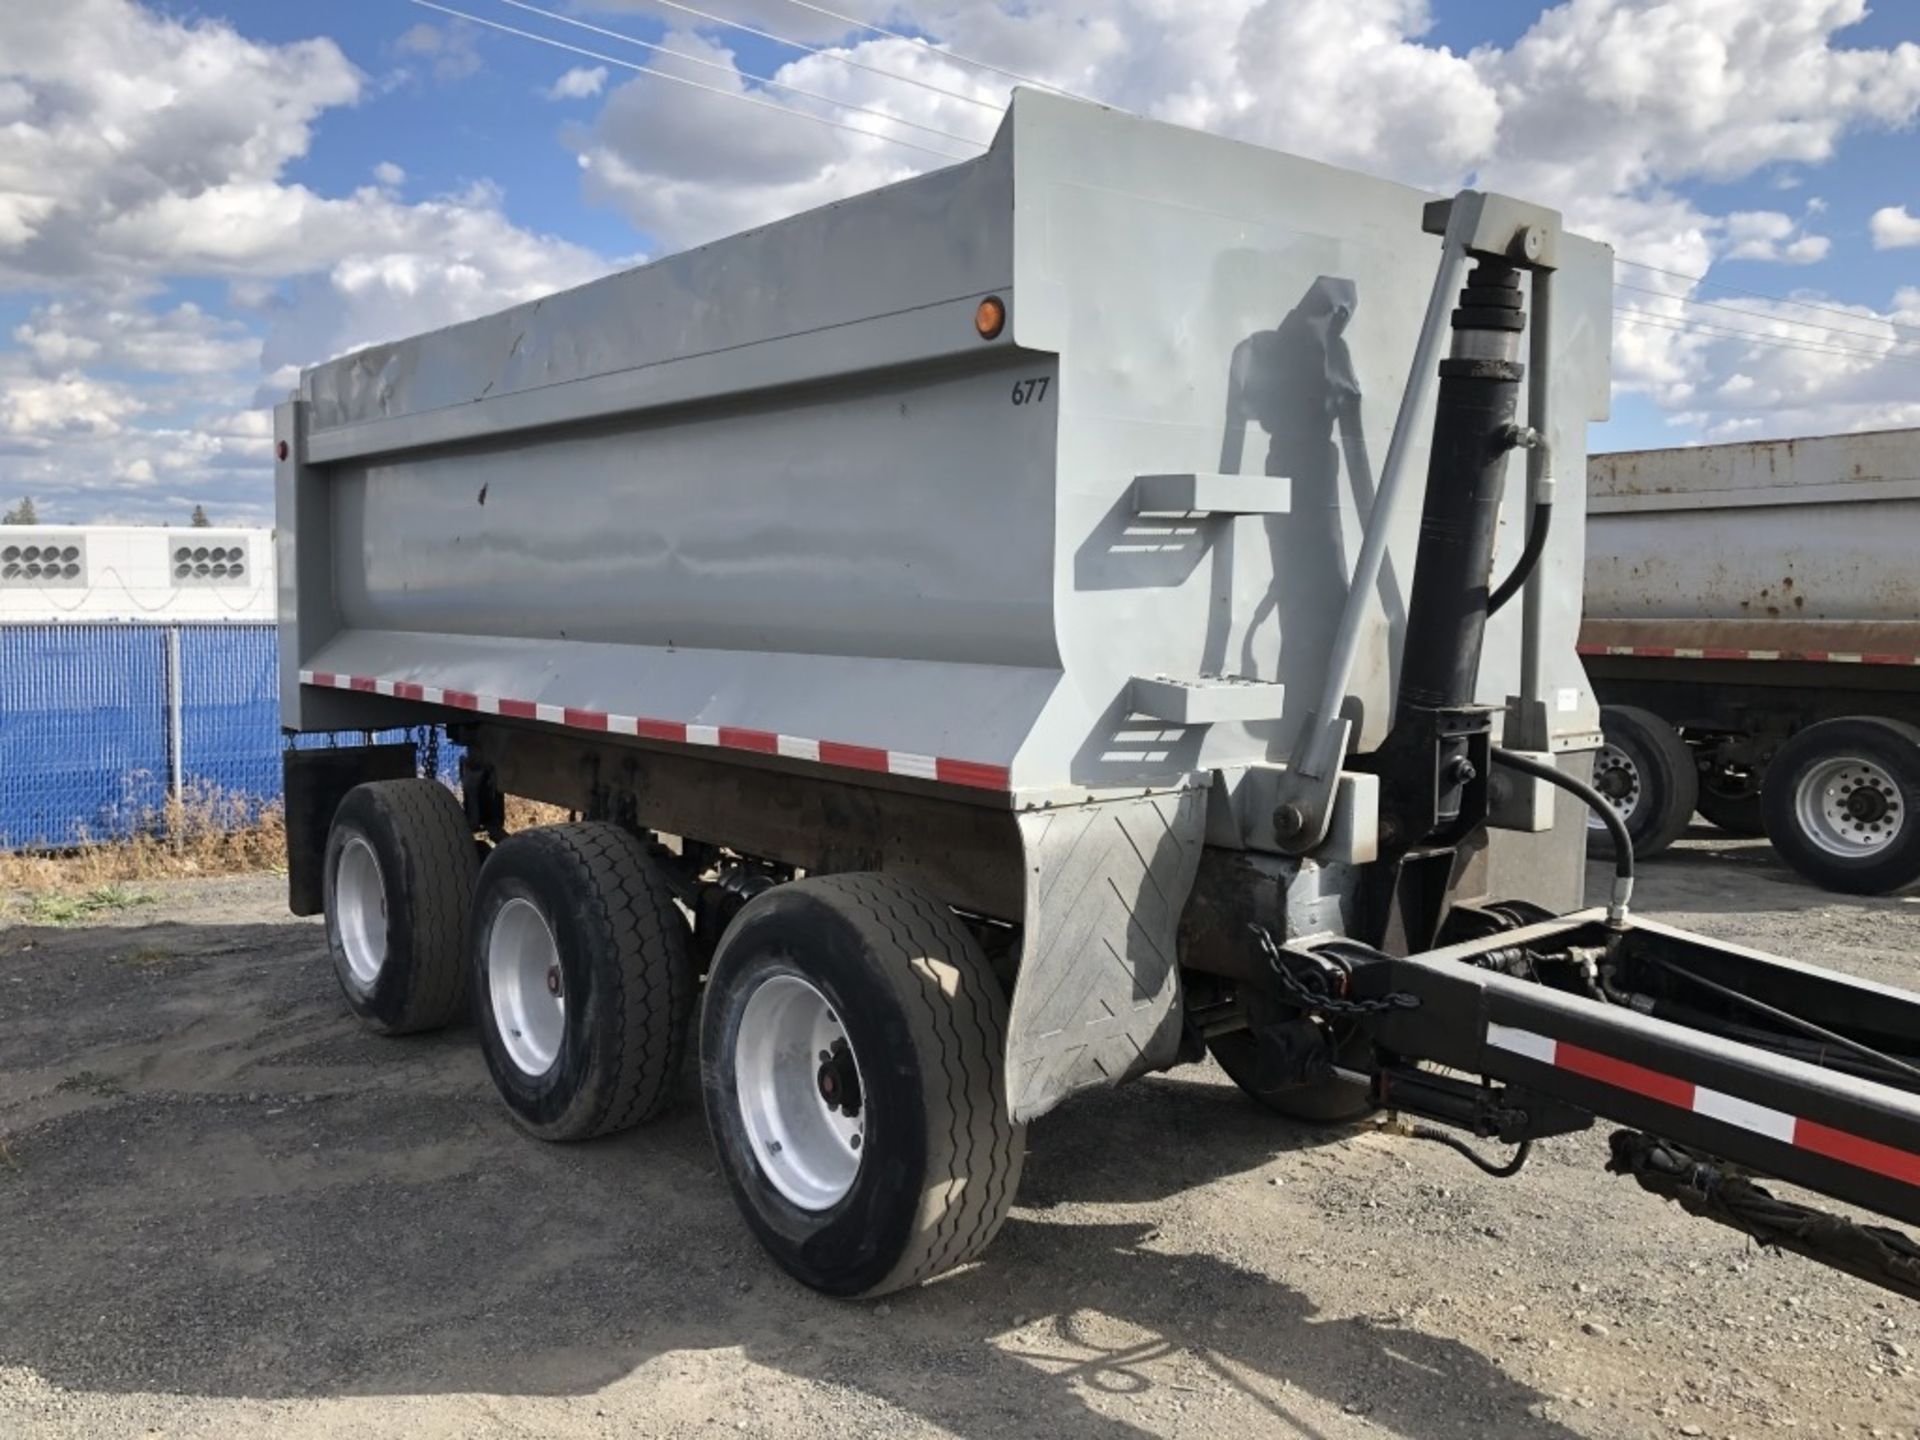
left=975, top=296, right=1006, bottom=340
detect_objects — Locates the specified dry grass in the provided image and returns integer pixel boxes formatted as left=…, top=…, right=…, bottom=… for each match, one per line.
left=0, top=785, right=572, bottom=905
left=0, top=782, right=287, bottom=898
left=9, top=886, right=156, bottom=926
left=503, top=795, right=573, bottom=831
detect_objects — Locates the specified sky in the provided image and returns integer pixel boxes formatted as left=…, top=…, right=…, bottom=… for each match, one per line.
left=1, top=0, right=1917, bottom=525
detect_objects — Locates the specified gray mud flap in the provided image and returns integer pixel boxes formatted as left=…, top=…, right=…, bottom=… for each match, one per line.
left=1005, top=788, right=1207, bottom=1123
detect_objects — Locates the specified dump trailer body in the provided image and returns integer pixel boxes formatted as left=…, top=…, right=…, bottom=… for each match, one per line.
left=1581, top=431, right=1920, bottom=890
left=281, top=89, right=1610, bottom=852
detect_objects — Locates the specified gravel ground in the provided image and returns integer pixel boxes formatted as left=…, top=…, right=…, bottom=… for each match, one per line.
left=1, top=834, right=1917, bottom=1439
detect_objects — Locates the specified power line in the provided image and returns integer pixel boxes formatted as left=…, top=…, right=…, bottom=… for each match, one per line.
left=775, top=0, right=1100, bottom=104
left=489, top=0, right=989, bottom=150
left=1615, top=278, right=1915, bottom=349
left=630, top=0, right=1006, bottom=114
left=1613, top=307, right=1920, bottom=369
left=407, top=1, right=971, bottom=161
left=1615, top=255, right=1920, bottom=342
left=1613, top=307, right=1900, bottom=363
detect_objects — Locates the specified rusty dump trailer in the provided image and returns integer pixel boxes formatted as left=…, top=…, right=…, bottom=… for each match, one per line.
left=1584, top=430, right=1920, bottom=893
left=278, top=93, right=1920, bottom=1300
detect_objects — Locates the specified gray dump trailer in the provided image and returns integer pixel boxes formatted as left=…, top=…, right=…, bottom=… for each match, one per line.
left=1583, top=431, right=1920, bottom=893
left=278, top=93, right=1920, bottom=1300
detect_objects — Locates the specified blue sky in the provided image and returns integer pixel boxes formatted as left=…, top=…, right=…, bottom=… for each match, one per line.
left=2, top=0, right=1918, bottom=523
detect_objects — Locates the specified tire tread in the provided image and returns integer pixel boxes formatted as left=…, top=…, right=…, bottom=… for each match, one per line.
left=504, top=823, right=694, bottom=1138
left=350, top=779, right=477, bottom=1033
left=799, top=873, right=1025, bottom=1294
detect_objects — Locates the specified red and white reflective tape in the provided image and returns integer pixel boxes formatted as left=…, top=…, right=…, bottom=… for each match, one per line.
left=1487, top=1022, right=1920, bottom=1188
left=297, top=670, right=1011, bottom=793
left=1578, top=643, right=1920, bottom=667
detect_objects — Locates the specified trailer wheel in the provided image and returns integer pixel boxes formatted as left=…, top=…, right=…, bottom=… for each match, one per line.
left=700, top=873, right=1024, bottom=1297
left=472, top=824, right=696, bottom=1140
left=1592, top=705, right=1697, bottom=859
left=1696, top=762, right=1766, bottom=838
left=1763, top=717, right=1920, bottom=896
left=323, top=779, right=478, bottom=1034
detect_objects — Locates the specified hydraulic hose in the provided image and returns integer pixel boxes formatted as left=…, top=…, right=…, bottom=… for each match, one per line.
left=1487, top=498, right=1552, bottom=616
left=1491, top=746, right=1633, bottom=926
left=1488, top=422, right=1552, bottom=618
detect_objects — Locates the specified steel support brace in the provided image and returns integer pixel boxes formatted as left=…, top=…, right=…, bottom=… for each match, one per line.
left=1361, top=912, right=1920, bottom=1228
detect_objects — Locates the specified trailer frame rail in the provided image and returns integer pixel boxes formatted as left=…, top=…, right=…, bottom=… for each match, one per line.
left=1310, top=911, right=1920, bottom=1236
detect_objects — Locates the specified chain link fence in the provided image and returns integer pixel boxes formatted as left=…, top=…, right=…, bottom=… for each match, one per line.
left=0, top=622, right=452, bottom=851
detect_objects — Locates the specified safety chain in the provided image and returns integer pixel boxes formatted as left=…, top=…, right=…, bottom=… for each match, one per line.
left=1249, top=924, right=1421, bottom=1017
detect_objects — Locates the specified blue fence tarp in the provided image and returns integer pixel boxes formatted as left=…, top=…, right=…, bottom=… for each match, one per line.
left=178, top=623, right=282, bottom=801
left=0, top=623, right=454, bottom=851
left=0, top=625, right=171, bottom=847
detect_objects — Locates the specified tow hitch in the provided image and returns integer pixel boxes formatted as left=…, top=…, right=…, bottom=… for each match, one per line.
left=1257, top=908, right=1920, bottom=1301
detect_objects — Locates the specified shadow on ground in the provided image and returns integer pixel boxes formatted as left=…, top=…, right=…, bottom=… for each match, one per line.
left=0, top=911, right=1587, bottom=1437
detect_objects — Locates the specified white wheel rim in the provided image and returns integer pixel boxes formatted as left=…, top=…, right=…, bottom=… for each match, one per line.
left=1794, top=754, right=1904, bottom=859
left=488, top=897, right=566, bottom=1076
left=334, top=834, right=388, bottom=989
left=734, top=974, right=866, bottom=1211
left=1589, top=743, right=1642, bottom=831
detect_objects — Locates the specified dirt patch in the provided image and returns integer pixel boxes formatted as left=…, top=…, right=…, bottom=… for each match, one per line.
left=1, top=832, right=1917, bottom=1438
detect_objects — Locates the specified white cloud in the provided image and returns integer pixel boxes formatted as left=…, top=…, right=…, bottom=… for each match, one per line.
left=1871, top=205, right=1920, bottom=249
left=13, top=301, right=260, bottom=377
left=0, top=0, right=617, bottom=521
left=546, top=65, right=609, bottom=100
left=393, top=21, right=483, bottom=82
left=1719, top=210, right=1830, bottom=265
left=0, top=364, right=145, bottom=441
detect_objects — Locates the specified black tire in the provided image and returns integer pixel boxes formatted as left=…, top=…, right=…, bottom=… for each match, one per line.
left=472, top=824, right=696, bottom=1140
left=1593, top=704, right=1697, bottom=860
left=1209, top=1026, right=1373, bottom=1124
left=324, top=779, right=478, bottom=1034
left=1696, top=772, right=1766, bottom=837
left=700, top=873, right=1024, bottom=1297
left=1762, top=717, right=1920, bottom=896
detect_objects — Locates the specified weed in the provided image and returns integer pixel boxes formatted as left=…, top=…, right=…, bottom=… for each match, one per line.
left=10, top=886, right=156, bottom=927
left=0, top=1137, right=17, bottom=1173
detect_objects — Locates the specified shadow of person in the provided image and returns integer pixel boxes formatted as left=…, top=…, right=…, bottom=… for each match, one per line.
left=1206, top=275, right=1406, bottom=732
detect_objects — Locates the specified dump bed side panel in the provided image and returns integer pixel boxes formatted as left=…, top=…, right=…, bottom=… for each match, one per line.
left=286, top=136, right=1066, bottom=778
left=1587, top=430, right=1920, bottom=632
